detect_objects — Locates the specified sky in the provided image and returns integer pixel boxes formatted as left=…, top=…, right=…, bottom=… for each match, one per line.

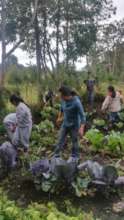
left=113, top=0, right=124, bottom=20
left=1, top=0, right=124, bottom=68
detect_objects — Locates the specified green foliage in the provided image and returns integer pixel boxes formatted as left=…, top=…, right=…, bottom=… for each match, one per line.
left=40, top=136, right=54, bottom=147
left=0, top=125, right=6, bottom=136
left=105, top=131, right=121, bottom=152
left=41, top=107, right=58, bottom=121
left=93, top=119, right=106, bottom=127
left=6, top=66, right=37, bottom=86
left=86, top=128, right=124, bottom=153
left=116, top=122, right=124, bottom=129
left=119, top=111, right=124, bottom=121
left=105, top=131, right=124, bottom=153
left=31, top=130, right=41, bottom=144
left=85, top=129, right=104, bottom=150
left=34, top=120, right=54, bottom=134
left=31, top=120, right=55, bottom=151
left=72, top=177, right=90, bottom=197
left=0, top=89, right=10, bottom=112
left=0, top=189, right=99, bottom=220
left=54, top=103, right=61, bottom=111
left=34, top=175, right=58, bottom=193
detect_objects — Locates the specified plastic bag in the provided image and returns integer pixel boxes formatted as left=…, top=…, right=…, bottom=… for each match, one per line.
left=30, top=159, right=50, bottom=176
left=50, top=157, right=77, bottom=183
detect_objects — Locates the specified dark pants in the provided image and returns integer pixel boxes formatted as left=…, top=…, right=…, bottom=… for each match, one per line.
left=55, top=126, right=79, bottom=158
left=87, top=91, right=94, bottom=107
left=109, top=112, right=119, bottom=123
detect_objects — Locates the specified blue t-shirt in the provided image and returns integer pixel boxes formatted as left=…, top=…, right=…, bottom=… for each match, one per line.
left=61, top=96, right=86, bottom=128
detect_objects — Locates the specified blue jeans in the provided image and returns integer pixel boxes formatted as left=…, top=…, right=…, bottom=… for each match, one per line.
left=109, top=112, right=119, bottom=122
left=55, top=126, right=79, bottom=158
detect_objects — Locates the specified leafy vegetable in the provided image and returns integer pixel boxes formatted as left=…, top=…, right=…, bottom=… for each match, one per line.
left=85, top=129, right=104, bottom=150
left=105, top=131, right=124, bottom=153
left=93, top=119, right=105, bottom=127
left=35, top=120, right=54, bottom=134
left=41, top=106, right=58, bottom=121
left=116, top=122, right=124, bottom=129
left=0, top=189, right=99, bottom=220
left=72, top=177, right=90, bottom=197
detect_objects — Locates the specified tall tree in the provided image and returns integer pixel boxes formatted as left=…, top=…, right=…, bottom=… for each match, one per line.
left=1, top=0, right=6, bottom=84
left=0, top=0, right=39, bottom=84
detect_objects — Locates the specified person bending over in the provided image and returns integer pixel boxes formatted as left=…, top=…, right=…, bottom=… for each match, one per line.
left=3, top=113, right=17, bottom=142
left=10, top=94, right=32, bottom=153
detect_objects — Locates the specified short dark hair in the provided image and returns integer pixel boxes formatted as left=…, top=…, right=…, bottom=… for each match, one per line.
left=10, top=94, right=24, bottom=105
left=108, top=86, right=116, bottom=98
left=59, top=85, right=72, bottom=96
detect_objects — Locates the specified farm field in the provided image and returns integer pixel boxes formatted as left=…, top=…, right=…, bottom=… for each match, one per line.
left=1, top=0, right=124, bottom=219
left=0, top=82, right=124, bottom=220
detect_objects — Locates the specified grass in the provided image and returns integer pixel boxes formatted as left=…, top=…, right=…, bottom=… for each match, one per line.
left=5, top=83, right=39, bottom=111
left=4, top=80, right=124, bottom=112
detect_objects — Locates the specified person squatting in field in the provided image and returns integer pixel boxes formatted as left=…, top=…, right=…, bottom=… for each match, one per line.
left=101, top=86, right=124, bottom=123
left=3, top=113, right=17, bottom=142
left=9, top=94, right=32, bottom=153
left=0, top=142, right=17, bottom=169
left=55, top=85, right=86, bottom=160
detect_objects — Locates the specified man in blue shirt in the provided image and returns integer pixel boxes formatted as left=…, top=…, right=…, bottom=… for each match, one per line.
left=55, top=86, right=86, bottom=159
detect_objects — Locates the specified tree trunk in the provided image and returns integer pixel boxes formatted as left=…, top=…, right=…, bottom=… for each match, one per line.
left=34, top=14, right=42, bottom=78
left=65, top=1, right=69, bottom=70
left=56, top=0, right=61, bottom=72
left=1, top=0, right=6, bottom=86
left=46, top=39, right=55, bottom=71
left=42, top=5, right=49, bottom=73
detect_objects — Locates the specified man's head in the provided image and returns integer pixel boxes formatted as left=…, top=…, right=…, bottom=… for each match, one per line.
left=59, top=85, right=73, bottom=101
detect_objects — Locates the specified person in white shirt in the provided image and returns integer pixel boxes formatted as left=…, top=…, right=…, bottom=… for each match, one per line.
left=101, top=86, right=123, bottom=122
left=3, top=113, right=17, bottom=141
left=10, top=94, right=32, bottom=152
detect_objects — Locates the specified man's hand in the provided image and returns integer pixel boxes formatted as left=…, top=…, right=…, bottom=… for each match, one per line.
left=56, top=118, right=62, bottom=127
left=79, top=124, right=85, bottom=138
left=56, top=112, right=63, bottom=127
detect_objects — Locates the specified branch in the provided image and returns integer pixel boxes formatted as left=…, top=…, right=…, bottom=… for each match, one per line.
left=5, top=39, right=23, bottom=59
left=5, top=0, right=39, bottom=59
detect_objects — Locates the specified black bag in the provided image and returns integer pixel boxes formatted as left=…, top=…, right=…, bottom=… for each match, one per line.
left=50, top=157, right=77, bottom=183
